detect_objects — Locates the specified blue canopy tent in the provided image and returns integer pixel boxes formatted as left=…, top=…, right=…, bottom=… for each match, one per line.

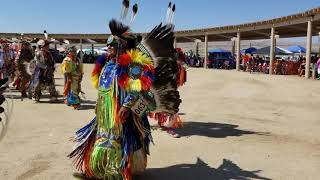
left=241, top=47, right=257, bottom=54
left=208, top=48, right=230, bottom=53
left=287, top=45, right=306, bottom=53
left=207, top=48, right=235, bottom=69
left=253, top=46, right=293, bottom=55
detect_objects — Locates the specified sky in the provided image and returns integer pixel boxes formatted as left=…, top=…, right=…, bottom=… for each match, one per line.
left=0, top=0, right=319, bottom=34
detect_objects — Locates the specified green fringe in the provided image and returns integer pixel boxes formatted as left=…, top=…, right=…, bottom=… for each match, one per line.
left=92, top=84, right=124, bottom=179
left=89, top=141, right=123, bottom=179
left=97, top=88, right=116, bottom=131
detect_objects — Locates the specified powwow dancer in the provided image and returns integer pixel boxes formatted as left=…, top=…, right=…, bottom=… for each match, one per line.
left=68, top=2, right=181, bottom=179
left=15, top=41, right=34, bottom=97
left=175, top=47, right=187, bottom=87
left=0, top=41, right=14, bottom=84
left=61, top=46, right=83, bottom=109
left=30, top=31, right=58, bottom=102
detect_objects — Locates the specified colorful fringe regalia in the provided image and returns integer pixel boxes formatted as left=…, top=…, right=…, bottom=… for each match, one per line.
left=61, top=56, right=83, bottom=106
left=148, top=112, right=183, bottom=128
left=69, top=50, right=155, bottom=179
left=91, top=54, right=108, bottom=89
left=30, top=45, right=58, bottom=102
left=69, top=16, right=182, bottom=179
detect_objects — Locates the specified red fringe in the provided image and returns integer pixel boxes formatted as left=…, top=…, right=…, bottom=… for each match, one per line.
left=139, top=76, right=152, bottom=91
left=91, top=63, right=102, bottom=77
left=83, top=137, right=95, bottom=177
left=123, top=154, right=133, bottom=180
left=118, top=73, right=129, bottom=89
left=119, top=54, right=132, bottom=66
left=148, top=112, right=183, bottom=128
left=143, top=65, right=155, bottom=74
left=14, top=78, right=21, bottom=90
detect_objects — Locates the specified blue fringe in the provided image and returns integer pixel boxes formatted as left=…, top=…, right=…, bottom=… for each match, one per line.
left=75, top=117, right=96, bottom=142
left=68, top=117, right=97, bottom=170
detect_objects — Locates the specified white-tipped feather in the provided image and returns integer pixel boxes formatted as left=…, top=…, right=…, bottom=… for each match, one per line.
left=166, top=2, right=172, bottom=24
left=44, top=30, right=48, bottom=40
left=123, top=9, right=129, bottom=19
left=130, top=3, right=138, bottom=23
left=121, top=0, right=130, bottom=20
left=130, top=14, right=136, bottom=23
left=170, top=4, right=176, bottom=24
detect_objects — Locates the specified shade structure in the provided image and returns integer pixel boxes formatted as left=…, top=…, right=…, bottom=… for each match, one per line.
left=287, top=45, right=306, bottom=53
left=241, top=47, right=257, bottom=54
left=84, top=39, right=97, bottom=44
left=253, top=46, right=293, bottom=55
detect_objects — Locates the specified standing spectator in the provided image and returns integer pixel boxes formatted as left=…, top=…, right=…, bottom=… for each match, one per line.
left=298, top=59, right=306, bottom=77
left=316, top=57, right=320, bottom=80
left=242, top=54, right=249, bottom=72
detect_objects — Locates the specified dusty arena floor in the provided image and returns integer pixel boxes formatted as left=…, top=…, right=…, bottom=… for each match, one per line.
left=0, top=64, right=320, bottom=180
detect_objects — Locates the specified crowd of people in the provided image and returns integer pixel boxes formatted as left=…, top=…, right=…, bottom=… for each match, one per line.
left=240, top=54, right=320, bottom=78
left=0, top=38, right=85, bottom=105
left=184, top=50, right=204, bottom=67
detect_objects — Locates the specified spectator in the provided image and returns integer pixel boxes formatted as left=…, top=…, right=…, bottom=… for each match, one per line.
left=298, top=59, right=306, bottom=77
left=316, top=57, right=320, bottom=80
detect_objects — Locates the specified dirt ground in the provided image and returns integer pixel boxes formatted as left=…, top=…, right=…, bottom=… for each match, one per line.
left=0, top=64, right=320, bottom=180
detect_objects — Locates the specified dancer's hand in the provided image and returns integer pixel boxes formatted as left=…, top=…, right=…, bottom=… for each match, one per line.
left=118, top=106, right=130, bottom=123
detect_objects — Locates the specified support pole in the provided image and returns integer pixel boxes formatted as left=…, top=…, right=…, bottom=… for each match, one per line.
left=305, top=20, right=312, bottom=78
left=80, top=39, right=83, bottom=63
left=91, top=43, right=94, bottom=56
left=236, top=31, right=241, bottom=71
left=91, top=43, right=95, bottom=63
left=269, top=27, right=275, bottom=75
left=204, top=34, right=208, bottom=68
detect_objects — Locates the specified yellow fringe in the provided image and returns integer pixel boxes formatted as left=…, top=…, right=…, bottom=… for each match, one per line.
left=60, top=57, right=72, bottom=74
left=127, top=49, right=153, bottom=66
left=126, top=79, right=141, bottom=92
left=91, top=75, right=99, bottom=89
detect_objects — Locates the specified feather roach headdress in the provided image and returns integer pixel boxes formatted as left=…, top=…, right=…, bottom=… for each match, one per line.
left=108, top=19, right=139, bottom=50
left=37, top=30, right=52, bottom=48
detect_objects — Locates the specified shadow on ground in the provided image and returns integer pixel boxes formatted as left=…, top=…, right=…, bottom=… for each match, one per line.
left=138, top=158, right=271, bottom=180
left=81, top=100, right=96, bottom=105
left=175, top=121, right=268, bottom=138
left=78, top=104, right=96, bottom=110
left=73, top=158, right=271, bottom=180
